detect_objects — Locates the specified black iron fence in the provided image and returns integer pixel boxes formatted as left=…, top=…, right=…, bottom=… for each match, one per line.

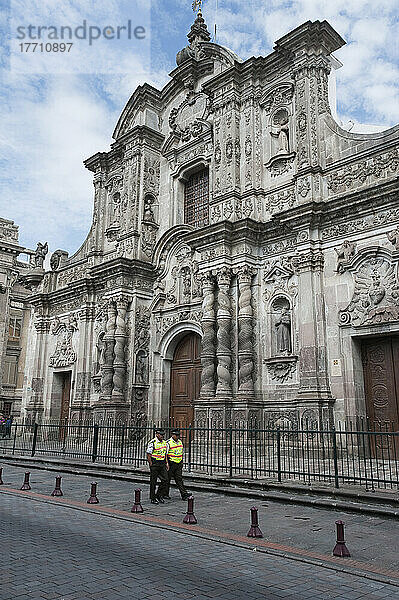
left=0, top=420, right=398, bottom=491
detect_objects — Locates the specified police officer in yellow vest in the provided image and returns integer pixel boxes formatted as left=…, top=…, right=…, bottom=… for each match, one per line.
left=146, top=428, right=169, bottom=504
left=164, top=429, right=190, bottom=500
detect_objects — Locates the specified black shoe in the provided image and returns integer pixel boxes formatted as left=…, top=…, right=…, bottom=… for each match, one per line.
left=151, top=499, right=159, bottom=505
left=156, top=497, right=165, bottom=504
left=163, top=495, right=171, bottom=500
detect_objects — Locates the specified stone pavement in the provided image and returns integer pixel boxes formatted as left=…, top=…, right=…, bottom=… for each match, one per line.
left=1, top=491, right=399, bottom=600
left=1, top=464, right=399, bottom=587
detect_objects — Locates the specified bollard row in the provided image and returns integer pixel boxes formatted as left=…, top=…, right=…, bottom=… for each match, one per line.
left=4, top=466, right=353, bottom=558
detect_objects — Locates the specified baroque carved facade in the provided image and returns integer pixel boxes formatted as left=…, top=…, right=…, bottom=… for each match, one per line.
left=7, top=15, right=399, bottom=430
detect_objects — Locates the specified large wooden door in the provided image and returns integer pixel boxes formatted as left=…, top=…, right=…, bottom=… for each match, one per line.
left=362, top=337, right=399, bottom=428
left=170, top=334, right=201, bottom=428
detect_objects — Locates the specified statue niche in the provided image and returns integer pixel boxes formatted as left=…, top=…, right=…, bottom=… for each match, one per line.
left=272, top=297, right=292, bottom=355
left=135, top=350, right=148, bottom=385
left=271, top=109, right=290, bottom=155
left=266, top=108, right=295, bottom=177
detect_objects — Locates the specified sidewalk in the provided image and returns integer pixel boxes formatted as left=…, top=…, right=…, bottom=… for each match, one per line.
left=1, top=453, right=398, bottom=518
left=1, top=463, right=398, bottom=587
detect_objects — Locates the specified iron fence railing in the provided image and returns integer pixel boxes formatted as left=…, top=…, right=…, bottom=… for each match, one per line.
left=0, top=420, right=398, bottom=491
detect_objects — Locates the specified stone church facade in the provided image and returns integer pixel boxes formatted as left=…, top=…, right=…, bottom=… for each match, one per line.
left=18, top=15, right=399, bottom=431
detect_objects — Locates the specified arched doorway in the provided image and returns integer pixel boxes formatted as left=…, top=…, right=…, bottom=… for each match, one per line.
left=170, top=333, right=201, bottom=427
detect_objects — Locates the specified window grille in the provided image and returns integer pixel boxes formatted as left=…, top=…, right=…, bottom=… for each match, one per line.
left=184, top=169, right=209, bottom=228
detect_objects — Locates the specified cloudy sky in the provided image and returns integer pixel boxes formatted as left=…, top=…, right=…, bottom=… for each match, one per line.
left=0, top=0, right=398, bottom=256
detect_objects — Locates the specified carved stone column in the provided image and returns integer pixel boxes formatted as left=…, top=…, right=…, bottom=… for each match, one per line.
left=237, top=266, right=256, bottom=393
left=216, top=268, right=233, bottom=396
left=200, top=272, right=216, bottom=396
left=100, top=301, right=116, bottom=401
left=112, top=296, right=130, bottom=399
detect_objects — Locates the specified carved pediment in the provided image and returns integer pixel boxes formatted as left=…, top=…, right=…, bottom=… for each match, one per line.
left=339, top=248, right=399, bottom=327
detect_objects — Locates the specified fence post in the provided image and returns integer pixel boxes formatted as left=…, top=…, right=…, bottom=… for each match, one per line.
left=229, top=425, right=233, bottom=478
left=276, top=427, right=282, bottom=483
left=188, top=424, right=192, bottom=473
left=92, top=424, right=99, bottom=463
left=31, top=423, right=38, bottom=457
left=12, top=422, right=18, bottom=455
left=332, top=426, right=340, bottom=488
left=119, top=425, right=126, bottom=466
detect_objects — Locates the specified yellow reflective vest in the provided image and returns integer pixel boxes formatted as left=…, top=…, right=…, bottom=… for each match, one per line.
left=150, top=438, right=168, bottom=460
left=167, top=437, right=183, bottom=463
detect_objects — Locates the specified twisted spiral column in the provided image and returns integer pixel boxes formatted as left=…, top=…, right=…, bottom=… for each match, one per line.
left=216, top=268, right=233, bottom=396
left=100, top=301, right=117, bottom=400
left=112, top=296, right=130, bottom=398
left=200, top=272, right=216, bottom=396
left=237, top=266, right=255, bottom=392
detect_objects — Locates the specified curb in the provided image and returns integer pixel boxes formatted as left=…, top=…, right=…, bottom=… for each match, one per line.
left=1, top=454, right=398, bottom=519
left=1, top=487, right=398, bottom=589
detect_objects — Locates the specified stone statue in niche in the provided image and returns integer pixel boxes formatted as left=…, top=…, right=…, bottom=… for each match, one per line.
left=275, top=307, right=292, bottom=354
left=34, top=242, right=48, bottom=268
left=135, top=350, right=148, bottom=384
left=143, top=194, right=155, bottom=222
left=271, top=109, right=289, bottom=155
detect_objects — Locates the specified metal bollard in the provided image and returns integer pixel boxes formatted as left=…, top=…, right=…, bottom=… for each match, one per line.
left=247, top=507, right=263, bottom=538
left=333, top=520, right=351, bottom=557
left=183, top=495, right=197, bottom=524
left=131, top=488, right=144, bottom=513
left=51, top=476, right=63, bottom=497
left=0, top=467, right=3, bottom=485
left=20, top=472, right=31, bottom=491
left=87, top=482, right=99, bottom=504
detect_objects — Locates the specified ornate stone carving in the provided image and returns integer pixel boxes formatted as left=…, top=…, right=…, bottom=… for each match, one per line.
left=100, top=302, right=117, bottom=397
left=49, top=315, right=78, bottom=368
left=135, top=306, right=151, bottom=351
left=264, top=356, right=297, bottom=383
left=135, top=350, right=148, bottom=384
left=262, top=84, right=294, bottom=114
left=141, top=222, right=159, bottom=257
left=340, top=257, right=399, bottom=326
left=75, top=372, right=91, bottom=403
left=155, top=308, right=202, bottom=337
left=143, top=156, right=160, bottom=195
left=34, top=242, right=48, bottom=268
left=236, top=266, right=256, bottom=392
left=327, top=148, right=399, bottom=194
left=270, top=108, right=290, bottom=154
left=200, top=272, right=216, bottom=395
left=112, top=296, right=130, bottom=397
left=216, top=268, right=233, bottom=395
left=335, top=240, right=356, bottom=274
left=263, top=256, right=298, bottom=301
left=260, top=188, right=296, bottom=215
left=50, top=250, right=69, bottom=271
left=0, top=219, right=18, bottom=242
left=387, top=226, right=399, bottom=250
left=322, top=206, right=399, bottom=240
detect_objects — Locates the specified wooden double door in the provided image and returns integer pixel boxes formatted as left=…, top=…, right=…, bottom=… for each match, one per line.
left=362, top=336, right=399, bottom=433
left=170, top=334, right=201, bottom=429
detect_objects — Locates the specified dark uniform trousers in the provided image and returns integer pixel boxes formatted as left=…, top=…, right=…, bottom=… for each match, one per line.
left=166, top=461, right=188, bottom=498
left=150, top=460, right=168, bottom=500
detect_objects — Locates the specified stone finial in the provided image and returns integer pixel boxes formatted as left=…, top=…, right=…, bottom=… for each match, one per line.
left=176, top=8, right=211, bottom=65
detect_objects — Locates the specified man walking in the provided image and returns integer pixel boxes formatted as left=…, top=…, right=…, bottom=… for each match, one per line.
left=146, top=428, right=169, bottom=504
left=164, top=429, right=190, bottom=500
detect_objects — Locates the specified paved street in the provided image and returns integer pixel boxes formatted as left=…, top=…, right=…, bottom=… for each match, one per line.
left=1, top=492, right=399, bottom=600
left=1, top=464, right=398, bottom=573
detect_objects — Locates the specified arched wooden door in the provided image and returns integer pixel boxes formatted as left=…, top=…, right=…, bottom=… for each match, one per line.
left=170, top=333, right=201, bottom=428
